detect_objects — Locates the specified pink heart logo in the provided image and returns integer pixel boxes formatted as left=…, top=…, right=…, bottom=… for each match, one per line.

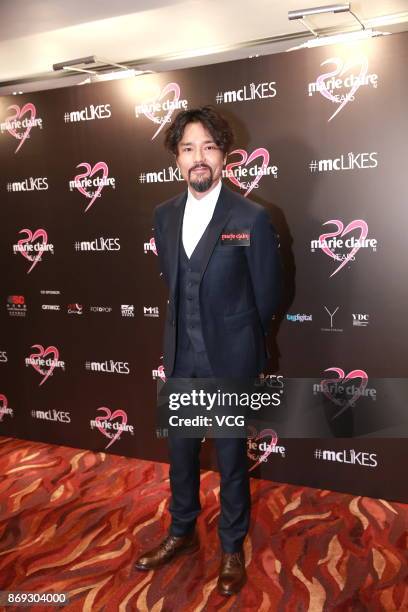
left=321, top=367, right=368, bottom=419
left=0, top=394, right=8, bottom=422
left=74, top=162, right=109, bottom=212
left=247, top=426, right=278, bottom=471
left=316, top=56, right=368, bottom=122
left=5, top=103, right=37, bottom=153
left=95, top=406, right=128, bottom=449
left=17, top=228, right=48, bottom=274
left=28, top=344, right=59, bottom=386
left=318, top=219, right=368, bottom=277
left=226, top=148, right=270, bottom=197
left=142, top=82, right=181, bottom=140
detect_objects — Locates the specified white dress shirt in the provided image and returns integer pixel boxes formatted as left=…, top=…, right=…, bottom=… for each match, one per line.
left=182, top=180, right=222, bottom=259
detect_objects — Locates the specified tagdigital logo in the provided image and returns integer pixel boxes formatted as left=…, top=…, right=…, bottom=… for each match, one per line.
left=25, top=344, right=65, bottom=386
left=134, top=82, right=188, bottom=139
left=0, top=394, right=13, bottom=421
left=286, top=313, right=312, bottom=322
left=0, top=103, right=43, bottom=153
left=6, top=177, right=49, bottom=192
left=7, top=295, right=27, bottom=317
left=308, top=55, right=378, bottom=121
left=313, top=367, right=376, bottom=419
left=67, top=303, right=83, bottom=315
left=69, top=162, right=116, bottom=212
left=64, top=104, right=112, bottom=123
left=224, top=148, right=278, bottom=197
left=144, top=236, right=157, bottom=255
left=309, top=152, right=378, bottom=173
left=314, top=447, right=378, bottom=467
left=90, top=406, right=134, bottom=449
left=138, top=166, right=183, bottom=184
left=311, top=219, right=377, bottom=277
left=216, top=81, right=277, bottom=105
left=13, top=228, right=54, bottom=273
left=247, top=426, right=283, bottom=471
left=74, top=237, right=120, bottom=252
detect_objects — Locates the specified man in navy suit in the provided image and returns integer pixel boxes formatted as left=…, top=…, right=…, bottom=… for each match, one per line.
left=135, top=106, right=282, bottom=596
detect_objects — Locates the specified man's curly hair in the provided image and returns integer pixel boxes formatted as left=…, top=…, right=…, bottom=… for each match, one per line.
left=164, top=105, right=234, bottom=155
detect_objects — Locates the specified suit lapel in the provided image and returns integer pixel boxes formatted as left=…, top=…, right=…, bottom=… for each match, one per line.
left=197, top=183, right=233, bottom=284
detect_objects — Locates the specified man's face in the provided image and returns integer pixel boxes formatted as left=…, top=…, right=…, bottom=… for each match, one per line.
left=175, top=121, right=226, bottom=198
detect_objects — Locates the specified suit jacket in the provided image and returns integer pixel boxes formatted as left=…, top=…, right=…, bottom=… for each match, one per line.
left=153, top=182, right=282, bottom=378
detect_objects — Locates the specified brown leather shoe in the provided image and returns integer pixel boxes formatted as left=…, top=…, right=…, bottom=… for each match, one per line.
left=217, top=550, right=247, bottom=596
left=134, top=530, right=199, bottom=571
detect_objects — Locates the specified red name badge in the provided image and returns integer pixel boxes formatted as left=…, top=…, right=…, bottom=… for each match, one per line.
left=221, top=229, right=250, bottom=246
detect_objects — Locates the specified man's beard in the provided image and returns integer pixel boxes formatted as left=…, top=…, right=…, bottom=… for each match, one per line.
left=188, top=164, right=213, bottom=193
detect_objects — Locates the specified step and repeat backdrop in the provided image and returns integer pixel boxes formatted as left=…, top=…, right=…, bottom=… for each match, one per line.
left=1, top=32, right=407, bottom=501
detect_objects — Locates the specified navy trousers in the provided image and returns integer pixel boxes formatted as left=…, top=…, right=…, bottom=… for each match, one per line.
left=167, top=335, right=251, bottom=553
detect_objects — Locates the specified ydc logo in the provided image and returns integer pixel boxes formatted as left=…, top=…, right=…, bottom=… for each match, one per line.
left=308, top=55, right=378, bottom=121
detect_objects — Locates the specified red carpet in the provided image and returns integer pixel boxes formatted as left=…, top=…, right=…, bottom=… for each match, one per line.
left=0, top=436, right=407, bottom=611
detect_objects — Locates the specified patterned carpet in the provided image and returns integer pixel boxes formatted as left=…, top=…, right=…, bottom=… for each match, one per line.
left=0, top=436, right=407, bottom=612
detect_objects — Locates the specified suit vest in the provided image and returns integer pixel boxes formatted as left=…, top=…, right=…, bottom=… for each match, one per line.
left=176, top=223, right=212, bottom=353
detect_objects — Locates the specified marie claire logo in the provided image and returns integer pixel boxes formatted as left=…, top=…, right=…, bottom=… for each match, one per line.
left=314, top=448, right=378, bottom=467
left=25, top=344, right=65, bottom=386
left=69, top=162, right=116, bottom=212
left=286, top=313, right=312, bottom=322
left=6, top=177, right=48, bottom=192
left=311, top=219, right=377, bottom=277
left=121, top=305, right=135, bottom=317
left=13, top=228, right=54, bottom=273
left=308, top=55, right=378, bottom=121
left=64, top=104, right=112, bottom=123
left=89, top=306, right=112, bottom=313
left=314, top=367, right=376, bottom=419
left=90, top=406, right=134, bottom=449
left=85, top=360, right=130, bottom=374
left=144, top=237, right=157, bottom=255
left=7, top=295, right=27, bottom=317
left=134, top=82, right=188, bottom=139
left=224, top=148, right=278, bottom=197
left=1, top=103, right=43, bottom=153
left=74, top=237, right=120, bottom=252
left=216, top=81, right=277, bottom=105
left=309, top=152, right=378, bottom=173
left=31, top=409, right=71, bottom=423
left=139, top=167, right=183, bottom=184
left=247, top=426, right=283, bottom=471
left=152, top=365, right=166, bottom=381
left=0, top=394, right=13, bottom=421
left=67, top=303, right=83, bottom=315
left=144, top=306, right=159, bottom=318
